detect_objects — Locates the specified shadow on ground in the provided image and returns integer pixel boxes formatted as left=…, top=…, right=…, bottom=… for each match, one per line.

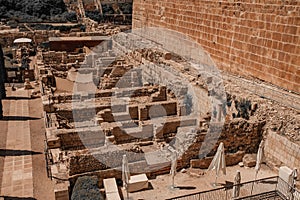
left=220, top=181, right=235, bottom=190
left=0, top=116, right=40, bottom=121
left=0, top=149, right=42, bottom=157
left=5, top=97, right=31, bottom=100
left=260, top=180, right=278, bottom=184
left=176, top=186, right=197, bottom=190
left=0, top=196, right=37, bottom=200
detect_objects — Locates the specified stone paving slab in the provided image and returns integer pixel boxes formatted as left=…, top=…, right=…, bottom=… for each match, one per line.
left=0, top=89, right=34, bottom=198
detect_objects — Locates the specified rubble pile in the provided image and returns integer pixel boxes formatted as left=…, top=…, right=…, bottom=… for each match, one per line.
left=225, top=79, right=300, bottom=144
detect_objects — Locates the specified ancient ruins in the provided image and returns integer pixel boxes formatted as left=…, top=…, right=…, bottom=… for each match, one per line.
left=0, top=0, right=299, bottom=200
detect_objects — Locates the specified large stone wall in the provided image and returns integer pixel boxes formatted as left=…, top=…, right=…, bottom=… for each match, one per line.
left=179, top=118, right=265, bottom=167
left=265, top=131, right=300, bottom=170
left=132, top=0, right=300, bottom=93
left=68, top=150, right=145, bottom=176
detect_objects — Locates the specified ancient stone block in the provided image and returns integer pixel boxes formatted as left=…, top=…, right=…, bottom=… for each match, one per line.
left=54, top=182, right=70, bottom=200
left=190, top=151, right=245, bottom=169
left=242, top=154, right=257, bottom=168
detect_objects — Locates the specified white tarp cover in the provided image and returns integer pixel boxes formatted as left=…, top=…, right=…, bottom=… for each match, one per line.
left=208, top=142, right=226, bottom=177
left=255, top=140, right=264, bottom=179
left=122, top=155, right=130, bottom=187
left=13, top=38, right=32, bottom=43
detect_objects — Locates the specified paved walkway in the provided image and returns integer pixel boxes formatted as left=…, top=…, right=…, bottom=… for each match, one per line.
left=0, top=89, right=34, bottom=197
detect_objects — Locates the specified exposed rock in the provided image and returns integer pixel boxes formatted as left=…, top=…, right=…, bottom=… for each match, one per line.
left=225, top=78, right=300, bottom=145
left=242, top=154, right=257, bottom=167
left=68, top=150, right=145, bottom=176
left=137, top=141, right=154, bottom=146
left=187, top=168, right=205, bottom=177
left=238, top=162, right=244, bottom=167
left=190, top=151, right=245, bottom=169
left=71, top=176, right=104, bottom=200
left=24, top=78, right=33, bottom=90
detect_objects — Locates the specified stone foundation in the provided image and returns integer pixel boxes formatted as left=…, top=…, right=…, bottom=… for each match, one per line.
left=265, top=131, right=300, bottom=170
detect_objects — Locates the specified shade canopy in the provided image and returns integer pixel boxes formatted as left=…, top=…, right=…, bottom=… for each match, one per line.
left=208, top=142, right=226, bottom=177
left=251, top=140, right=265, bottom=195
left=13, top=38, right=32, bottom=44
left=170, top=151, right=178, bottom=188
left=255, top=140, right=264, bottom=173
left=122, top=154, right=130, bottom=187
left=170, top=152, right=178, bottom=177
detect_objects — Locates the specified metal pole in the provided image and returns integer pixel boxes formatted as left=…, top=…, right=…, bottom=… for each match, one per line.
left=126, top=185, right=129, bottom=200
left=275, top=176, right=279, bottom=192
left=250, top=171, right=258, bottom=195
left=172, top=175, right=175, bottom=188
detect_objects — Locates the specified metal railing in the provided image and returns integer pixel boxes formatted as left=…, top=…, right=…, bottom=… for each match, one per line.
left=167, top=176, right=300, bottom=200
left=277, top=177, right=300, bottom=200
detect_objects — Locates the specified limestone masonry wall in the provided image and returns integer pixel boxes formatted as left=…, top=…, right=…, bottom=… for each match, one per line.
left=133, top=0, right=300, bottom=93
left=180, top=118, right=265, bottom=168
left=265, top=131, right=300, bottom=170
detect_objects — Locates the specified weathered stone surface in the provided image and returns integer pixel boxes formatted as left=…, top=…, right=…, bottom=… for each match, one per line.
left=190, top=151, right=245, bottom=169
left=32, top=18, right=300, bottom=198
left=55, top=182, right=70, bottom=200
left=71, top=176, right=104, bottom=200
left=132, top=0, right=300, bottom=94
left=68, top=150, right=145, bottom=176
left=180, top=117, right=264, bottom=168
left=265, top=131, right=300, bottom=171
left=242, top=154, right=257, bottom=168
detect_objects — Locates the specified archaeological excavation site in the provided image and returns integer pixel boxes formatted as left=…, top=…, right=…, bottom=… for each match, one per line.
left=0, top=0, right=299, bottom=200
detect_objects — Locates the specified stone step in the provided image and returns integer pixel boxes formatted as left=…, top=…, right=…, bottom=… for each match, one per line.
left=124, top=127, right=142, bottom=135
left=113, top=112, right=132, bottom=121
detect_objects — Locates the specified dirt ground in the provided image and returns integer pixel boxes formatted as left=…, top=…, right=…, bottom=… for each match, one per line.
left=121, top=164, right=276, bottom=200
